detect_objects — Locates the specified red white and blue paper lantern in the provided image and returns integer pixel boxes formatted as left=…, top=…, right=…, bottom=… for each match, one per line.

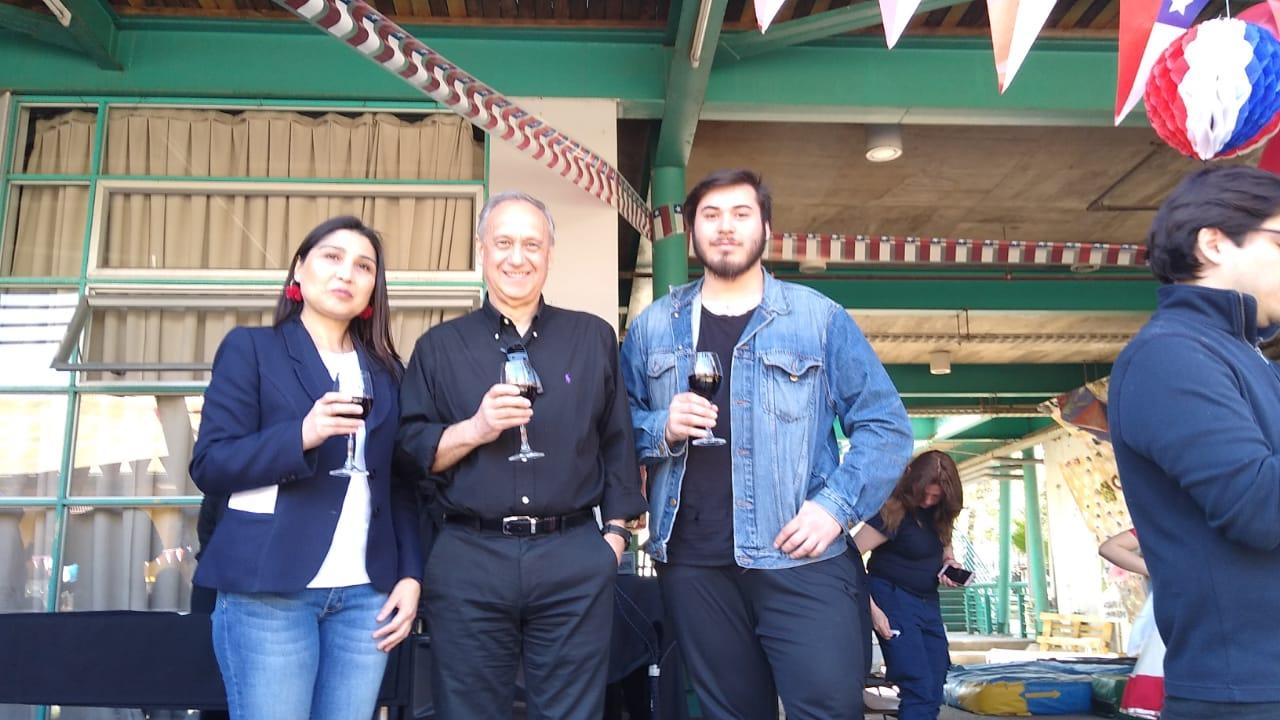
left=1144, top=18, right=1280, bottom=160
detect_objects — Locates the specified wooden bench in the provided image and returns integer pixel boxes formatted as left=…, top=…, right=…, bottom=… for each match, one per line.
left=1036, top=612, right=1115, bottom=654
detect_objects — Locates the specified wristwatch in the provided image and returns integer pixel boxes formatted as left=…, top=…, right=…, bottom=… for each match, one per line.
left=602, top=522, right=633, bottom=545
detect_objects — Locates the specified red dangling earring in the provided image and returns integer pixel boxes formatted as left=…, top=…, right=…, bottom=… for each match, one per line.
left=285, top=282, right=303, bottom=303
left=359, top=305, right=374, bottom=320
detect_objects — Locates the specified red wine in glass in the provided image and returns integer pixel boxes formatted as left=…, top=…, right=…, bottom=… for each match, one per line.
left=341, top=396, right=374, bottom=420
left=690, top=352, right=726, bottom=446
left=503, top=357, right=545, bottom=462
left=331, top=370, right=374, bottom=477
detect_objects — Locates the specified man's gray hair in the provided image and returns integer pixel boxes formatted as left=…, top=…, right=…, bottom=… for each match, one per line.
left=476, top=191, right=557, bottom=245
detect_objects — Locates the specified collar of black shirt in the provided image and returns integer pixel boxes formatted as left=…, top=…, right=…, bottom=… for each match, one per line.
left=483, top=296, right=548, bottom=348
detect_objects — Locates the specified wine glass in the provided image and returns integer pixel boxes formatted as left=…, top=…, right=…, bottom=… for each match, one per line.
left=689, top=351, right=726, bottom=447
left=330, top=370, right=374, bottom=477
left=503, top=354, right=545, bottom=462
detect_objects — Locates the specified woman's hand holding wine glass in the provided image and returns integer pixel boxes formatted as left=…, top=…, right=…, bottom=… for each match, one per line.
left=301, top=392, right=368, bottom=451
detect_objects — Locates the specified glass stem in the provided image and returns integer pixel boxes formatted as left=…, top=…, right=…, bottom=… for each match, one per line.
left=519, top=425, right=533, bottom=453
left=346, top=432, right=356, bottom=468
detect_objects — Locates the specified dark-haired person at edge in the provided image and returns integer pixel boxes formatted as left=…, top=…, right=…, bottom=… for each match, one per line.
left=397, top=191, right=647, bottom=720
left=190, top=216, right=422, bottom=720
left=853, top=450, right=965, bottom=720
left=1109, top=165, right=1280, bottom=720
left=621, top=169, right=913, bottom=720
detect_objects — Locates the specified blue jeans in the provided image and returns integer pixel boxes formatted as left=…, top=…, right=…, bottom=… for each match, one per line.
left=212, top=584, right=390, bottom=720
left=869, top=576, right=950, bottom=720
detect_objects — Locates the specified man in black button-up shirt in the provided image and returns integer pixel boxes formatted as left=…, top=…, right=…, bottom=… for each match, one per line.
left=398, top=191, right=646, bottom=720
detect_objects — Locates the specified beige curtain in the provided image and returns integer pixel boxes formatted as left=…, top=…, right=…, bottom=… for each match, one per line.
left=6, top=110, right=95, bottom=276
left=102, top=109, right=477, bottom=272
left=88, top=307, right=468, bottom=383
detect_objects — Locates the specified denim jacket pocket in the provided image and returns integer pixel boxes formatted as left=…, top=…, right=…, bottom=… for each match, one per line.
left=647, top=351, right=680, bottom=405
left=760, top=350, right=823, bottom=423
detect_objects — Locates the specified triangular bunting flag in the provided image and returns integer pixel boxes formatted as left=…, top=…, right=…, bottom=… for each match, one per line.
left=988, top=0, right=1058, bottom=93
left=755, top=0, right=788, bottom=32
left=880, top=0, right=925, bottom=48
left=1114, top=0, right=1212, bottom=125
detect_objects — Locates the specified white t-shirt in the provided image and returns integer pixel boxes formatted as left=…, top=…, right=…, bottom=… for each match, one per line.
left=308, top=349, right=372, bottom=588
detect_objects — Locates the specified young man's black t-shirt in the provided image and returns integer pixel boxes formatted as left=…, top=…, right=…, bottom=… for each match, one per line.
left=666, top=305, right=753, bottom=566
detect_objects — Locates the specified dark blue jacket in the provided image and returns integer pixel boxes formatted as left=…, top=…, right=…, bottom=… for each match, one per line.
left=190, top=317, right=422, bottom=594
left=1110, top=284, right=1280, bottom=702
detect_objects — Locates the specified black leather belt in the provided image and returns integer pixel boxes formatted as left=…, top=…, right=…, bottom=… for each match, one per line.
left=443, top=508, right=596, bottom=537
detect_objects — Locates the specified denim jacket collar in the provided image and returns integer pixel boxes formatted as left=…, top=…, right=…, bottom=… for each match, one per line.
left=667, top=268, right=792, bottom=317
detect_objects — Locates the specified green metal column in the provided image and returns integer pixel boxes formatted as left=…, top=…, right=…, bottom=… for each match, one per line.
left=1023, top=450, right=1049, bottom=631
left=651, top=165, right=688, bottom=299
left=996, top=479, right=1012, bottom=634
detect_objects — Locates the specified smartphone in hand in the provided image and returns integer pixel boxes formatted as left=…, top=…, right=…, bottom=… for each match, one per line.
left=939, top=565, right=974, bottom=586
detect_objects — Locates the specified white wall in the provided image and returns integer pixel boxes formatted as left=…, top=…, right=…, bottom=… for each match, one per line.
left=487, top=97, right=621, bottom=333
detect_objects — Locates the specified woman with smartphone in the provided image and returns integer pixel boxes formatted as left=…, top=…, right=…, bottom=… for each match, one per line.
left=854, top=450, right=966, bottom=720
left=190, top=216, right=422, bottom=720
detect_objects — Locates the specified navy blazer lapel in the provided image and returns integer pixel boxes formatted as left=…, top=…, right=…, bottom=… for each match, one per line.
left=282, top=317, right=334, bottom=404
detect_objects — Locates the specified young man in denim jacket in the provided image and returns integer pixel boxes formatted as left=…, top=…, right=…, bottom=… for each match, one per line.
left=621, top=169, right=913, bottom=719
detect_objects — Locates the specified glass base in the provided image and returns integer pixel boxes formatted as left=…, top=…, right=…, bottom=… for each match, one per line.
left=330, top=464, right=365, bottom=477
left=692, top=436, right=727, bottom=447
left=509, top=450, right=546, bottom=462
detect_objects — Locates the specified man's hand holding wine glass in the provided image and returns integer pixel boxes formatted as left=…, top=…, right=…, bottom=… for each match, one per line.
left=468, top=384, right=534, bottom=444
left=664, top=392, right=719, bottom=446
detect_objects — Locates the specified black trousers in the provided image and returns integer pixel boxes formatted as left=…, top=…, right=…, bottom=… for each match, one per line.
left=424, top=521, right=618, bottom=720
left=658, top=550, right=866, bottom=720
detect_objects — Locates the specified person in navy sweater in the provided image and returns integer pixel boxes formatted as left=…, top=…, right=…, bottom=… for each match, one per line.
left=1109, top=166, right=1280, bottom=720
left=191, top=216, right=422, bottom=720
left=853, top=450, right=965, bottom=720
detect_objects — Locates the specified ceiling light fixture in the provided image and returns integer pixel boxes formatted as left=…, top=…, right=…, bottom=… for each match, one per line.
left=929, top=350, right=952, bottom=375
left=865, top=124, right=904, bottom=163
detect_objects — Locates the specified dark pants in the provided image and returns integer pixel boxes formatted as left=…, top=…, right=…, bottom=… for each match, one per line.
left=424, top=521, right=617, bottom=720
left=1163, top=697, right=1280, bottom=720
left=657, top=551, right=865, bottom=720
left=868, top=576, right=950, bottom=720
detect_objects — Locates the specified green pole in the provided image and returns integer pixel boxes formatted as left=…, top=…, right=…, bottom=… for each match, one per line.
left=996, top=478, right=1012, bottom=634
left=1023, top=450, right=1050, bottom=633
left=650, top=165, right=688, bottom=299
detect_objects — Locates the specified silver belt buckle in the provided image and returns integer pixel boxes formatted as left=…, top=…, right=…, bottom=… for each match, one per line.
left=501, top=515, right=537, bottom=536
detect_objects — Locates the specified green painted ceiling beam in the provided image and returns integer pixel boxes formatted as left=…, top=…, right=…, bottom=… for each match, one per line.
left=941, top=417, right=1052, bottom=440
left=704, top=38, right=1129, bottom=126
left=886, top=363, right=1110, bottom=395
left=0, top=4, right=84, bottom=55
left=796, top=276, right=1157, bottom=311
left=0, top=0, right=120, bottom=70
left=655, top=0, right=729, bottom=167
left=61, top=0, right=121, bottom=70
left=0, top=22, right=1128, bottom=126
left=718, top=0, right=970, bottom=63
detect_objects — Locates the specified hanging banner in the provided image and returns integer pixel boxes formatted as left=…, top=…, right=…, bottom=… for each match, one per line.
left=755, top=0, right=788, bottom=31
left=273, top=0, right=653, bottom=240
left=988, top=0, right=1057, bottom=92
left=880, top=0, right=926, bottom=48
left=1114, top=0, right=1212, bottom=125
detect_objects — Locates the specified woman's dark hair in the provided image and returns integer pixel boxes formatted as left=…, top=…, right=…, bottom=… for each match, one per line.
left=878, top=450, right=964, bottom=546
left=274, top=215, right=402, bottom=379
left=1147, top=166, right=1280, bottom=284
left=683, top=168, right=773, bottom=239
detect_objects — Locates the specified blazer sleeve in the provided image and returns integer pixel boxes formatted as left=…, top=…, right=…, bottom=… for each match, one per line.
left=390, top=444, right=425, bottom=582
left=189, top=328, right=319, bottom=495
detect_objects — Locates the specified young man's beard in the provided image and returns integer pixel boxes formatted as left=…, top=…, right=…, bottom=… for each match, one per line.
left=692, top=228, right=767, bottom=281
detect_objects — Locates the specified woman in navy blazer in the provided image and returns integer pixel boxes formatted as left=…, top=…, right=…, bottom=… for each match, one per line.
left=191, top=216, right=422, bottom=720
